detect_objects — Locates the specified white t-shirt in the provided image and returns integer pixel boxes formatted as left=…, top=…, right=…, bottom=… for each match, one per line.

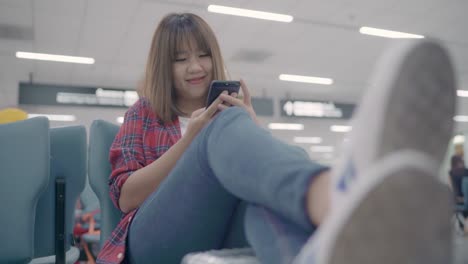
left=179, top=116, right=190, bottom=136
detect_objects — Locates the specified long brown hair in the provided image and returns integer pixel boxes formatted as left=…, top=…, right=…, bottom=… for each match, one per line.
left=140, top=13, right=227, bottom=123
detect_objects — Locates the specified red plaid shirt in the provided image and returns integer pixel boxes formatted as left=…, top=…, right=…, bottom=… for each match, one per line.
left=96, top=98, right=182, bottom=264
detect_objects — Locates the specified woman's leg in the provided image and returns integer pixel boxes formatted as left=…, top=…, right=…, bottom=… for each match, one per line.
left=245, top=204, right=313, bottom=264
left=127, top=141, right=241, bottom=263
left=200, top=107, right=329, bottom=231
left=128, top=106, right=328, bottom=263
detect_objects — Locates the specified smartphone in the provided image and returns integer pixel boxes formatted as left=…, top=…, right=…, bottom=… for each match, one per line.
left=205, top=80, right=241, bottom=107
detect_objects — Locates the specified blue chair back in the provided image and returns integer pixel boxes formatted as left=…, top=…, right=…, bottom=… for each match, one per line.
left=80, top=178, right=100, bottom=213
left=88, top=120, right=121, bottom=248
left=0, top=117, right=50, bottom=263
left=34, top=125, right=87, bottom=258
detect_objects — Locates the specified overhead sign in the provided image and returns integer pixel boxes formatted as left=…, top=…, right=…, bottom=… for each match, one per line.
left=19, top=83, right=139, bottom=108
left=56, top=88, right=138, bottom=107
left=280, top=99, right=355, bottom=119
left=19, top=82, right=274, bottom=116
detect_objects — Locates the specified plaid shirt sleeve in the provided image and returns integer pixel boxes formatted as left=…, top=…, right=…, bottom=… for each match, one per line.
left=108, top=102, right=147, bottom=212
left=97, top=98, right=159, bottom=264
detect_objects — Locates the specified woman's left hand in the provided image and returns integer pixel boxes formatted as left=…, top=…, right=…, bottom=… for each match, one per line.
left=218, top=79, right=260, bottom=126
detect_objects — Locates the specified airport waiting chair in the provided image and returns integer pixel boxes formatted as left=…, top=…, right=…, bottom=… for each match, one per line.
left=79, top=179, right=101, bottom=215
left=29, top=125, right=87, bottom=264
left=88, top=119, right=251, bottom=262
left=0, top=117, right=50, bottom=263
left=88, top=120, right=122, bottom=250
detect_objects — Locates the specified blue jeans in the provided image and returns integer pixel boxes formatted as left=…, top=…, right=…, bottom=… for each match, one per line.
left=128, top=107, right=328, bottom=263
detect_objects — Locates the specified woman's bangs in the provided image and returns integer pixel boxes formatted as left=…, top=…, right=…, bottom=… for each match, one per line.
left=170, top=23, right=211, bottom=59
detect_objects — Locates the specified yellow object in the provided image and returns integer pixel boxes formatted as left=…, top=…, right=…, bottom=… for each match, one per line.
left=0, top=108, right=28, bottom=124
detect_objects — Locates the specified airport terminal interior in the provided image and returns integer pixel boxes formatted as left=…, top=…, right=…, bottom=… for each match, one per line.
left=1, top=0, right=468, bottom=263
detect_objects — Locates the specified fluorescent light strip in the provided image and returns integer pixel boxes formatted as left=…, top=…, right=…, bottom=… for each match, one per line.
left=279, top=74, right=333, bottom=85
left=208, top=5, right=293, bottom=23
left=454, top=116, right=468, bottom=122
left=116, top=117, right=124, bottom=124
left=310, top=145, right=334, bottom=153
left=359, top=27, right=424, bottom=39
left=28, top=114, right=76, bottom=122
left=16, top=51, right=95, bottom=64
left=294, top=137, right=322, bottom=144
left=268, top=123, right=304, bottom=130
left=457, top=90, right=468, bottom=97
left=330, top=125, right=352, bottom=133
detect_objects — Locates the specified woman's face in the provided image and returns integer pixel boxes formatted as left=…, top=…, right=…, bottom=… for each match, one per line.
left=172, top=41, right=213, bottom=106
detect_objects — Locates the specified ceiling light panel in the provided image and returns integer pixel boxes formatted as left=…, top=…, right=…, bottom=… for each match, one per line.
left=359, top=27, right=424, bottom=39
left=208, top=5, right=293, bottom=22
left=16, top=51, right=95, bottom=64
left=279, top=74, right=333, bottom=85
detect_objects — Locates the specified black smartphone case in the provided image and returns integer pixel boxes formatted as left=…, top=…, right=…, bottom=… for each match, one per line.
left=205, top=81, right=241, bottom=107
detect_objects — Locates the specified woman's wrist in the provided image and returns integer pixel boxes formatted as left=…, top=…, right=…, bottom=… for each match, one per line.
left=180, top=131, right=197, bottom=145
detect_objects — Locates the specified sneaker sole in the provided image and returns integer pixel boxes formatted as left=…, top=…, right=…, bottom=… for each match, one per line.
left=324, top=152, right=453, bottom=264
left=340, top=39, right=456, bottom=176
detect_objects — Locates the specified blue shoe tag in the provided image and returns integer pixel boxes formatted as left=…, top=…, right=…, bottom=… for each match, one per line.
left=337, top=159, right=357, bottom=192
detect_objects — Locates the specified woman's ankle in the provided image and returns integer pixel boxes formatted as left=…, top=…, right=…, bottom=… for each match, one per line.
left=306, top=170, right=331, bottom=225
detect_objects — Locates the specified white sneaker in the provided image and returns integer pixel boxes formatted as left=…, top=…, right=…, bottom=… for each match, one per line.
left=295, top=151, right=453, bottom=264
left=331, top=38, right=456, bottom=207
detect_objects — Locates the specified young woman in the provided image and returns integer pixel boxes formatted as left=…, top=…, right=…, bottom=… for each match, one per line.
left=96, top=12, right=456, bottom=264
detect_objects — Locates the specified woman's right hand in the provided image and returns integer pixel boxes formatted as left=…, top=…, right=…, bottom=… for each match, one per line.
left=184, top=91, right=227, bottom=140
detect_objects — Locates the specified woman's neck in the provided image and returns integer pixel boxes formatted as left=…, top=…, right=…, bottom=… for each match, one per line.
left=176, top=97, right=204, bottom=117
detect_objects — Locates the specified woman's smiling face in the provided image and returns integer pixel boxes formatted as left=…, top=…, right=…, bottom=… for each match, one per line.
left=172, top=39, right=213, bottom=106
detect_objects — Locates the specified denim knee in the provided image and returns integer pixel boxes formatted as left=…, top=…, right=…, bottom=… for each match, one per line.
left=214, top=106, right=250, bottom=125
left=200, top=107, right=251, bottom=141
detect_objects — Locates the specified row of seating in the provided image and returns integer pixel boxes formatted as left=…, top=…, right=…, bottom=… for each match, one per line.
left=0, top=117, right=119, bottom=263
left=0, top=117, right=87, bottom=263
left=0, top=117, right=250, bottom=264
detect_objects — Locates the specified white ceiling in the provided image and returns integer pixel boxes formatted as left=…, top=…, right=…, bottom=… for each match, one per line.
left=0, top=0, right=467, bottom=163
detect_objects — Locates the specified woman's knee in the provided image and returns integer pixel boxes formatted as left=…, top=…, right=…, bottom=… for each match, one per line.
left=215, top=106, right=249, bottom=123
